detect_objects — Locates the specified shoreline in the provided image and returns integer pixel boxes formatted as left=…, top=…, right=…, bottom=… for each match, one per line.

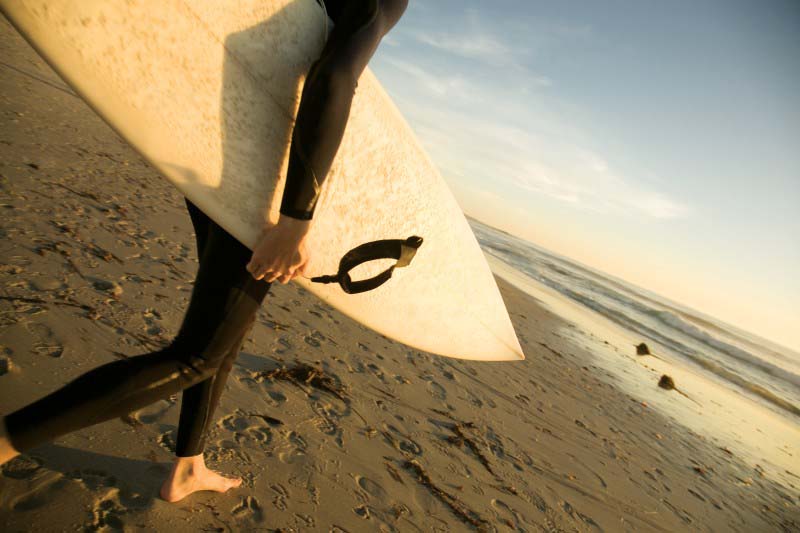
left=486, top=254, right=800, bottom=491
left=1, top=14, right=798, bottom=531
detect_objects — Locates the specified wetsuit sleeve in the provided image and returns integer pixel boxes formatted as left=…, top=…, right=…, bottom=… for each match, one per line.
left=278, top=0, right=408, bottom=220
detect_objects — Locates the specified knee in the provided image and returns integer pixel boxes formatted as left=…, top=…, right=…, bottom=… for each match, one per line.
left=167, top=334, right=227, bottom=380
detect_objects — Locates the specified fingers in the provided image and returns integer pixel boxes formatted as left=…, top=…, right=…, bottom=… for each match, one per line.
left=261, top=267, right=297, bottom=284
left=247, top=262, right=288, bottom=283
left=246, top=249, right=309, bottom=283
left=272, top=267, right=298, bottom=284
left=249, top=269, right=303, bottom=284
left=246, top=260, right=270, bottom=281
left=245, top=260, right=260, bottom=278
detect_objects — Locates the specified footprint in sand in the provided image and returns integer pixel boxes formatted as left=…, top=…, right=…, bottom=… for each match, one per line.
left=10, top=475, right=70, bottom=511
left=232, top=495, right=264, bottom=522
left=304, top=331, right=325, bottom=348
left=310, top=400, right=340, bottom=436
left=561, top=500, right=603, bottom=531
left=267, top=390, right=288, bottom=404
left=88, top=497, right=127, bottom=531
left=1, top=454, right=44, bottom=479
left=354, top=475, right=388, bottom=500
left=288, top=431, right=307, bottom=451
left=366, top=362, right=388, bottom=383
left=353, top=504, right=370, bottom=519
left=350, top=359, right=366, bottom=373
left=424, top=379, right=447, bottom=400
left=465, top=391, right=484, bottom=407
left=141, top=307, right=163, bottom=336
left=381, top=423, right=422, bottom=456
left=29, top=276, right=65, bottom=292
left=220, top=412, right=273, bottom=446
left=275, top=336, right=292, bottom=355
left=485, top=428, right=522, bottom=470
left=65, top=468, right=117, bottom=491
left=0, top=345, right=15, bottom=375
left=491, top=498, right=526, bottom=531
left=157, top=430, right=177, bottom=454
left=244, top=425, right=272, bottom=446
left=25, top=322, right=64, bottom=358
left=270, top=483, right=289, bottom=510
left=130, top=399, right=173, bottom=424
left=525, top=490, right=552, bottom=515
left=220, top=412, right=251, bottom=433
left=277, top=431, right=307, bottom=464
left=295, top=514, right=316, bottom=528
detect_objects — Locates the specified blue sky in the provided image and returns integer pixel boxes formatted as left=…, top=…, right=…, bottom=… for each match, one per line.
left=368, top=0, right=800, bottom=351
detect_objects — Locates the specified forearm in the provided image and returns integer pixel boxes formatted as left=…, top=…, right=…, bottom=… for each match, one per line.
left=278, top=56, right=351, bottom=221
left=279, top=0, right=408, bottom=221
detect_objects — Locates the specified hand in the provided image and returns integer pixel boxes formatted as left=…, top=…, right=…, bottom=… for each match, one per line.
left=246, top=216, right=312, bottom=283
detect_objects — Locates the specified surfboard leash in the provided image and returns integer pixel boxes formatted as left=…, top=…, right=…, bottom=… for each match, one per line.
left=307, top=236, right=423, bottom=294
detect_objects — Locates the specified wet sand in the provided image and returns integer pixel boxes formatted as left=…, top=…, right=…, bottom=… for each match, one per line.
left=1, top=15, right=798, bottom=532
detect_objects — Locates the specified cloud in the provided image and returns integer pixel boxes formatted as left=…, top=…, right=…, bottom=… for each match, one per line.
left=509, top=149, right=689, bottom=219
left=400, top=3, right=586, bottom=80
left=371, top=7, right=687, bottom=222
left=415, top=31, right=510, bottom=63
left=403, top=104, right=689, bottom=220
left=381, top=57, right=476, bottom=101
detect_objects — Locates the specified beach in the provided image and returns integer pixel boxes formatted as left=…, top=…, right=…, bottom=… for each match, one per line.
left=1, top=15, right=798, bottom=532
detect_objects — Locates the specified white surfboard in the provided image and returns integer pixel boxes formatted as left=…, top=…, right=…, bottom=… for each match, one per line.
left=1, top=0, right=524, bottom=361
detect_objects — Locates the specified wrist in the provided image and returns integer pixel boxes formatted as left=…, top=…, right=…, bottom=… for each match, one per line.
left=277, top=214, right=312, bottom=234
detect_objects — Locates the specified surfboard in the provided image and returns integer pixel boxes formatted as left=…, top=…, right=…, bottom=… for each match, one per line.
left=0, top=0, right=524, bottom=361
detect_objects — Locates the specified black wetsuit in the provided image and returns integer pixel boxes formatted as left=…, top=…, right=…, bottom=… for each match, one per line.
left=281, top=0, right=408, bottom=219
left=5, top=0, right=408, bottom=455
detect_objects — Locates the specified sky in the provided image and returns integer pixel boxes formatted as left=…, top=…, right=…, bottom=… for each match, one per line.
left=367, top=0, right=800, bottom=352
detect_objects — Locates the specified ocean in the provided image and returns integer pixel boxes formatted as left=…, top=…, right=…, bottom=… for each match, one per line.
left=468, top=216, right=800, bottom=487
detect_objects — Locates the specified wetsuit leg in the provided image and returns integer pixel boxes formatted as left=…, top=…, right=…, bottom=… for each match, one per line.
left=175, top=321, right=251, bottom=457
left=174, top=198, right=259, bottom=457
left=4, top=202, right=271, bottom=453
left=279, top=0, right=409, bottom=219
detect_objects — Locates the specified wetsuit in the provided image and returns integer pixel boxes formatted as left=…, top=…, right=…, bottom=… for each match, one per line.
left=4, top=0, right=408, bottom=454
left=280, top=0, right=408, bottom=219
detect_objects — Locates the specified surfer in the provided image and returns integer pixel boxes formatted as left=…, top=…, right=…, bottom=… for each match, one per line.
left=0, top=0, right=408, bottom=503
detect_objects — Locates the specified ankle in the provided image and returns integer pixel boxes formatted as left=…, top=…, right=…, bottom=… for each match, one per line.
left=1, top=416, right=21, bottom=464
left=172, top=453, right=205, bottom=474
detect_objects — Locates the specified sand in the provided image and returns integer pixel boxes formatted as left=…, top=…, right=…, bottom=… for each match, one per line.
left=1, top=14, right=798, bottom=533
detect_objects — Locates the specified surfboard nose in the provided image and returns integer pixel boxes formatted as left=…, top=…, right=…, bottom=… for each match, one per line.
left=510, top=341, right=525, bottom=361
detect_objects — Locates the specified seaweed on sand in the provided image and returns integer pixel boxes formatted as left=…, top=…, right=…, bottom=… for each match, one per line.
left=258, top=361, right=348, bottom=401
left=402, top=458, right=493, bottom=532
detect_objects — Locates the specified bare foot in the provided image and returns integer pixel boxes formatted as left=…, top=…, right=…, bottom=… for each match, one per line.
left=159, top=454, right=242, bottom=502
left=0, top=416, right=21, bottom=466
